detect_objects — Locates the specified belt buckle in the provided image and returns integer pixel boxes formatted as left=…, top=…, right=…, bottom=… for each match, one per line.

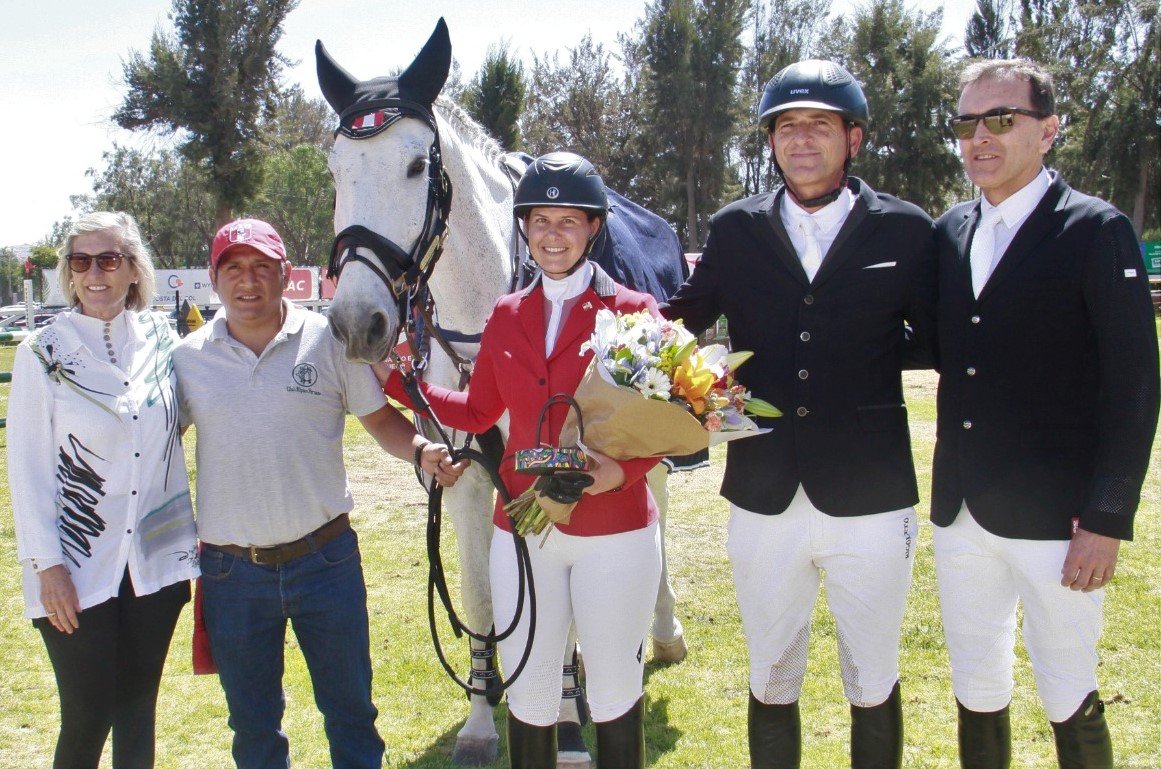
left=249, top=545, right=275, bottom=566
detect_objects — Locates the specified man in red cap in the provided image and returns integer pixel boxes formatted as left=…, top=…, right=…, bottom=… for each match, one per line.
left=174, top=218, right=465, bottom=768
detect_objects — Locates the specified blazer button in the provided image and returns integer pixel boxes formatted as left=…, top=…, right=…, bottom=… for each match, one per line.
left=798, top=369, right=809, bottom=380
left=538, top=378, right=546, bottom=385
left=796, top=406, right=809, bottom=417
left=799, top=331, right=811, bottom=342
left=970, top=315, right=981, bottom=324
left=966, top=366, right=976, bottom=376
left=803, top=295, right=814, bottom=305
left=962, top=420, right=973, bottom=429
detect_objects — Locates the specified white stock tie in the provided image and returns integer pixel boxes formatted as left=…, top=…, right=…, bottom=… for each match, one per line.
left=970, top=208, right=1002, bottom=298
left=799, top=218, right=823, bottom=282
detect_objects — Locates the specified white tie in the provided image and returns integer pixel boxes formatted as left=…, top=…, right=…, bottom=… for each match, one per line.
left=799, top=219, right=823, bottom=282
left=970, top=208, right=1002, bottom=298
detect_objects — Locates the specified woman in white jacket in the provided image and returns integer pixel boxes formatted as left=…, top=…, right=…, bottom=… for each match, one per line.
left=7, top=211, right=198, bottom=769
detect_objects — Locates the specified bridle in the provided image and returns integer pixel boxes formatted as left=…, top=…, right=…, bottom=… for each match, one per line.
left=326, top=97, right=454, bottom=326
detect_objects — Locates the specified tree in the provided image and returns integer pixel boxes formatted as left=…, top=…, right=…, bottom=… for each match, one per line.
left=632, top=0, right=748, bottom=249
left=522, top=35, right=644, bottom=194
left=831, top=0, right=964, bottom=215
left=249, top=144, right=334, bottom=267
left=78, top=144, right=216, bottom=267
left=738, top=0, right=834, bottom=196
left=1016, top=0, right=1159, bottom=234
left=115, top=0, right=300, bottom=228
left=462, top=43, right=526, bottom=150
left=265, top=86, right=335, bottom=152
left=965, top=0, right=1013, bottom=58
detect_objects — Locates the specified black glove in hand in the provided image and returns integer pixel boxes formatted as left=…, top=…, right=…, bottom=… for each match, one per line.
left=535, top=472, right=595, bottom=504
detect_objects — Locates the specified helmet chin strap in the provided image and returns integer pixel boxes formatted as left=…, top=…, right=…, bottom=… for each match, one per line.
left=775, top=124, right=854, bottom=209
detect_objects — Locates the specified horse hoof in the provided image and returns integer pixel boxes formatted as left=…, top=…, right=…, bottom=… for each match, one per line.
left=452, top=734, right=499, bottom=765
left=557, top=753, right=593, bottom=769
left=652, top=634, right=688, bottom=664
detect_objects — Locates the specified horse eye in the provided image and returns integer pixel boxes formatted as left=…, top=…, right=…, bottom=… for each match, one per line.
left=407, top=158, right=427, bottom=178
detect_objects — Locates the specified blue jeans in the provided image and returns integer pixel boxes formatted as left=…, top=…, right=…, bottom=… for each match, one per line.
left=200, top=528, right=384, bottom=769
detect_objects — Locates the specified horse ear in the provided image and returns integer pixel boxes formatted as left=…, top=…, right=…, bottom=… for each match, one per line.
left=398, top=17, right=451, bottom=107
left=316, top=40, right=358, bottom=116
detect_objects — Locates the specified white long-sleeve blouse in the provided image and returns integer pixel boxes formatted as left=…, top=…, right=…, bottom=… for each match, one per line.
left=7, top=309, right=199, bottom=619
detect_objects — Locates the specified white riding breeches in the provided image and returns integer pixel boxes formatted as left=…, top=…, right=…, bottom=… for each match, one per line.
left=491, top=522, right=662, bottom=726
left=933, top=505, right=1103, bottom=722
left=727, top=486, right=917, bottom=708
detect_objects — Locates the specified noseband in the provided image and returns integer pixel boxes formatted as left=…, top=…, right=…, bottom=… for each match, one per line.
left=327, top=97, right=454, bottom=318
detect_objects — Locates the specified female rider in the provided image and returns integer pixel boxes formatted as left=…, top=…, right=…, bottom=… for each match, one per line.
left=384, top=152, right=662, bottom=768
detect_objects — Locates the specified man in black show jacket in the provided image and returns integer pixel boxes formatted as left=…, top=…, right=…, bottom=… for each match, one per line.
left=932, top=58, right=1158, bottom=769
left=662, top=60, right=935, bottom=769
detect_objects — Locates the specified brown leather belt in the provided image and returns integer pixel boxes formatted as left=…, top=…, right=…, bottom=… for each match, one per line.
left=206, top=514, right=351, bottom=567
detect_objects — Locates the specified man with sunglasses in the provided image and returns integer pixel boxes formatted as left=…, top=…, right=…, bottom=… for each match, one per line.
left=933, top=59, right=1158, bottom=768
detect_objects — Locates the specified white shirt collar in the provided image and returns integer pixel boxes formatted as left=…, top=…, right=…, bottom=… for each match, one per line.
left=780, top=186, right=854, bottom=237
left=541, top=260, right=593, bottom=304
left=980, top=167, right=1051, bottom=228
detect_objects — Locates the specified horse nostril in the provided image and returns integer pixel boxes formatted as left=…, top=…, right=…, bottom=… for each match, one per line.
left=367, top=311, right=388, bottom=346
left=328, top=317, right=348, bottom=344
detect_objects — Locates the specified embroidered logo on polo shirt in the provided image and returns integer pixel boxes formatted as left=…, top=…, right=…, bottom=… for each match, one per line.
left=288, top=362, right=321, bottom=396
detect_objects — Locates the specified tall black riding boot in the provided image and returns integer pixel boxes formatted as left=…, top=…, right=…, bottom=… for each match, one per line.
left=748, top=692, right=801, bottom=769
left=850, top=681, right=903, bottom=769
left=595, top=696, right=645, bottom=768
left=507, top=714, right=557, bottom=769
left=1051, top=691, right=1114, bottom=769
left=956, top=700, right=1011, bottom=769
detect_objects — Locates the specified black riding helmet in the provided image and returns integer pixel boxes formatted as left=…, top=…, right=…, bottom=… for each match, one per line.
left=758, top=60, right=869, bottom=207
left=514, top=151, right=609, bottom=217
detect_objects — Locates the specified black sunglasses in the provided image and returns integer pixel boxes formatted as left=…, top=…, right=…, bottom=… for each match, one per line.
left=949, top=107, right=1049, bottom=140
left=67, top=252, right=126, bottom=273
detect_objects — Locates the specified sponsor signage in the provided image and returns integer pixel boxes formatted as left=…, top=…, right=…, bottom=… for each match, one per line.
left=1143, top=241, right=1160, bottom=276
left=156, top=270, right=220, bottom=306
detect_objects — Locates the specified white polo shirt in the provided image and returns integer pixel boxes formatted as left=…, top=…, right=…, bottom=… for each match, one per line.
left=173, top=302, right=387, bottom=547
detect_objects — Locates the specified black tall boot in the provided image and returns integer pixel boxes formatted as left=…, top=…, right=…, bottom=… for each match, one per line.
left=956, top=700, right=1011, bottom=769
left=595, top=696, right=645, bottom=768
left=850, top=681, right=903, bottom=769
left=748, top=692, right=801, bottom=769
left=1051, top=691, right=1114, bottom=769
left=507, top=714, right=557, bottom=769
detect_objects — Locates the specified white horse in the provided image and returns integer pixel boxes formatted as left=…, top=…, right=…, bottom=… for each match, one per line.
left=317, top=19, right=684, bottom=767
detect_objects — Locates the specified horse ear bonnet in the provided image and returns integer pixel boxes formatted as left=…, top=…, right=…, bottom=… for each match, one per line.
left=316, top=17, right=452, bottom=128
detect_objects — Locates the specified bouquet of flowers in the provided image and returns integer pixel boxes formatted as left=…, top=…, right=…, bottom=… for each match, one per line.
left=506, top=309, right=780, bottom=540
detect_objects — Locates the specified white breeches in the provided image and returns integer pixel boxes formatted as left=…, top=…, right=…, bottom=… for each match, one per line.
left=491, top=522, right=662, bottom=726
left=727, top=486, right=917, bottom=708
left=933, top=505, right=1103, bottom=722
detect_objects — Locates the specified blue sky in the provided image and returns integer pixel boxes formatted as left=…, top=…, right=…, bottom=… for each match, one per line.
left=0, top=0, right=972, bottom=248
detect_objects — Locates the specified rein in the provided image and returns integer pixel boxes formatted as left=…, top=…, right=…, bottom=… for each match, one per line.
left=400, top=370, right=538, bottom=697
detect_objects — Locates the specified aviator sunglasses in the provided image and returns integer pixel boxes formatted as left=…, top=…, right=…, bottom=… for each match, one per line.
left=949, top=107, right=1049, bottom=140
left=67, top=252, right=126, bottom=272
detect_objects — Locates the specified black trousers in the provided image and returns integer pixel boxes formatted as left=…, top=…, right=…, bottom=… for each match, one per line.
left=34, top=570, right=190, bottom=769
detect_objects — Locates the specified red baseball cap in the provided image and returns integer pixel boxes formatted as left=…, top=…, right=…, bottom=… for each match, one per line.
left=210, top=218, right=287, bottom=270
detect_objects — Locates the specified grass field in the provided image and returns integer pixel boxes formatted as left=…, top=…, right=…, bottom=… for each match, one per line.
left=0, top=339, right=1158, bottom=768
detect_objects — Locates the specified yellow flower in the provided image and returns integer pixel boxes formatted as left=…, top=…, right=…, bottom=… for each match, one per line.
left=672, top=351, right=717, bottom=415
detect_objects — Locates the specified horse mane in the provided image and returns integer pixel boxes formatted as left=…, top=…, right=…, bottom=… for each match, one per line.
left=434, top=96, right=505, bottom=165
